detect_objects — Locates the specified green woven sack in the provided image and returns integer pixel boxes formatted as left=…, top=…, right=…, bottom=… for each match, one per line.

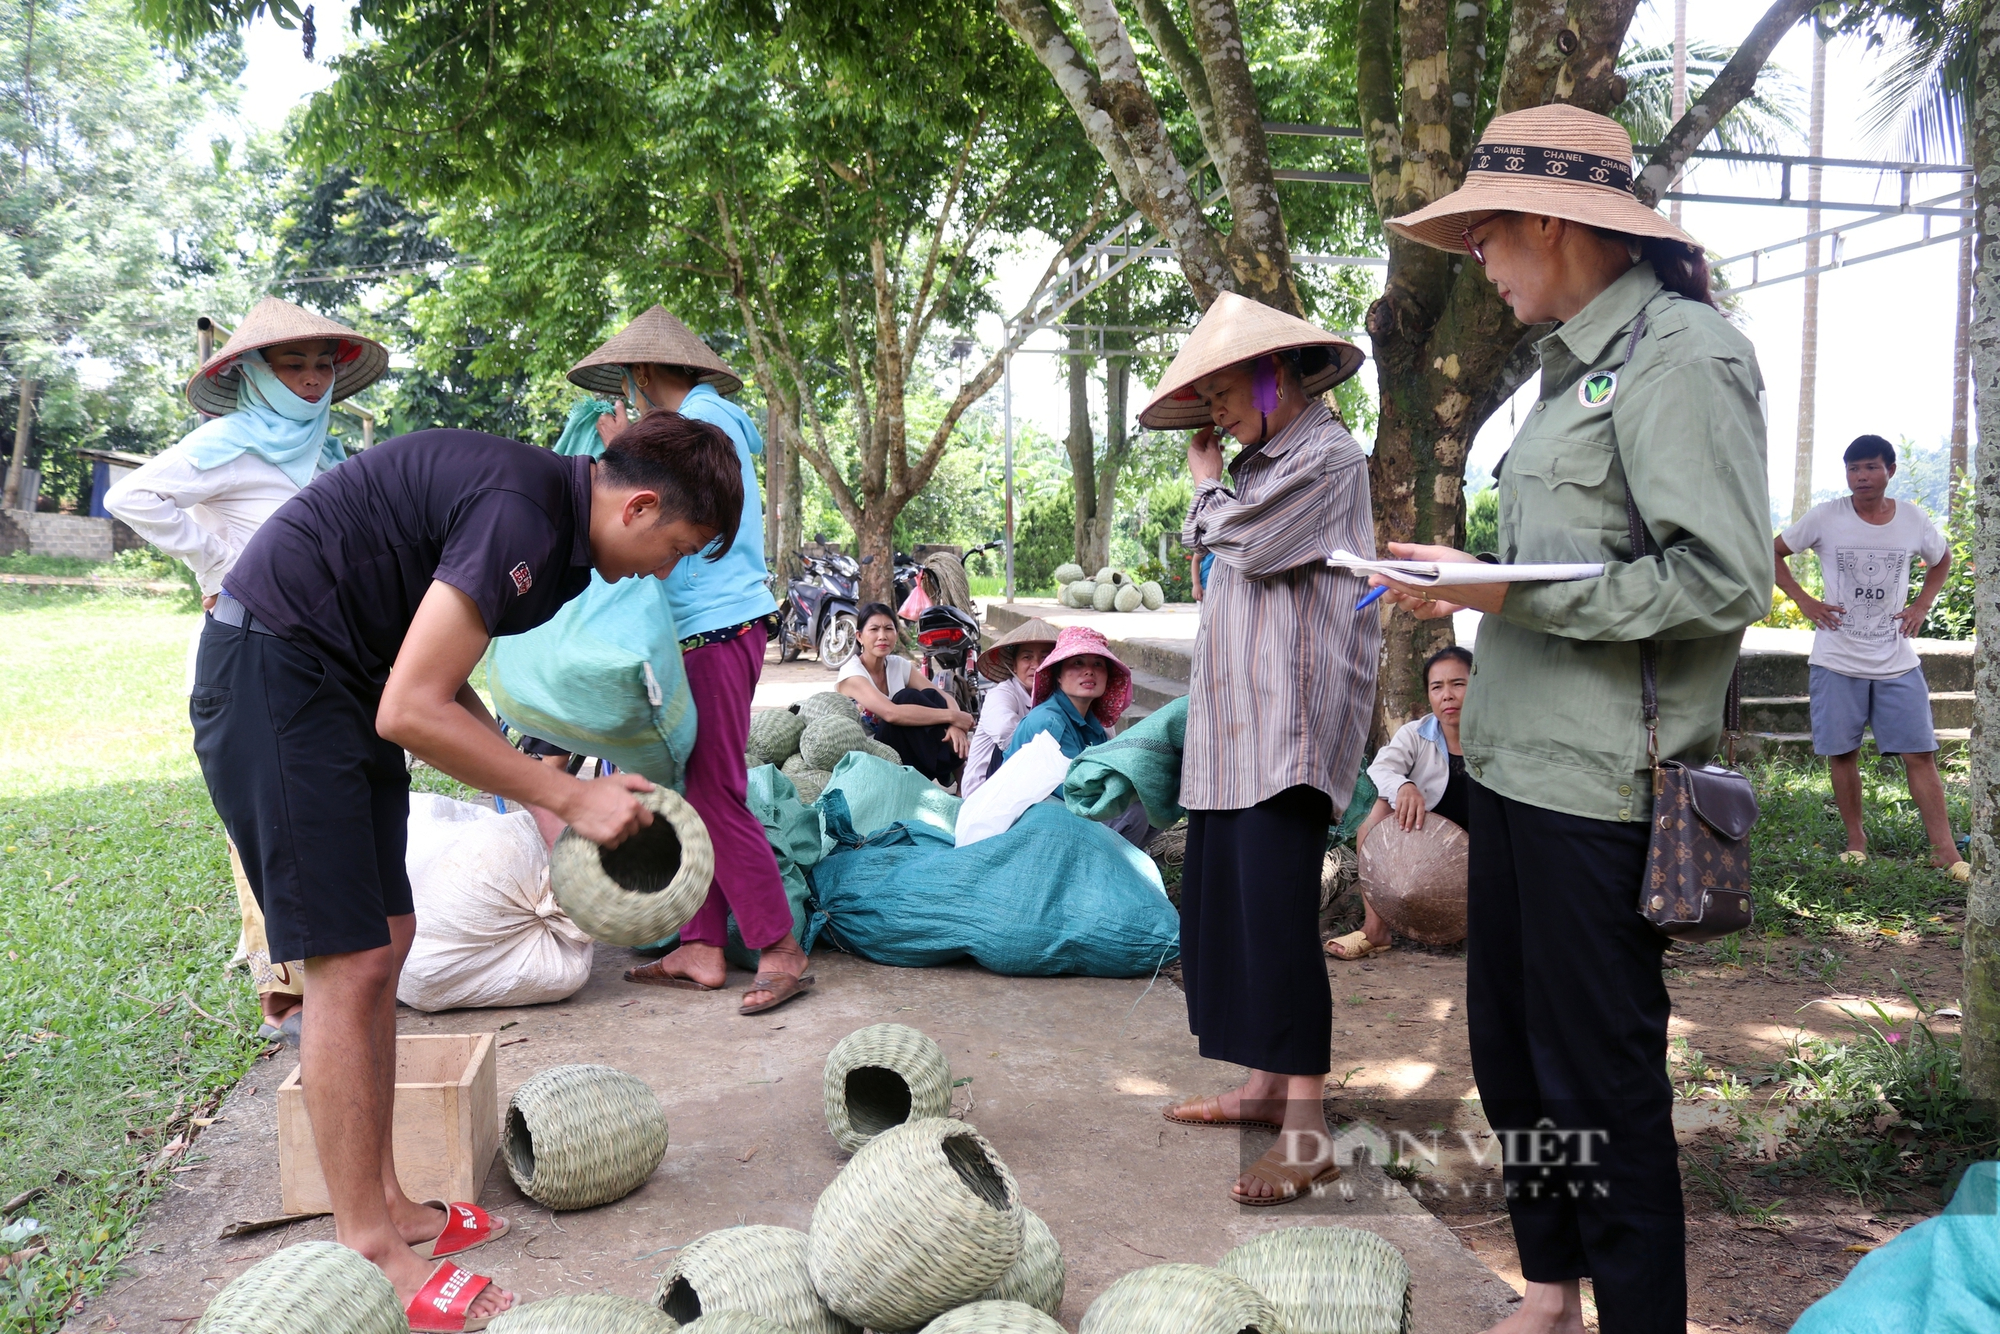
left=977, top=1209, right=1062, bottom=1317
left=801, top=715, right=871, bottom=771
left=549, top=787, right=714, bottom=946
left=1217, top=1226, right=1412, bottom=1334
left=1112, top=585, right=1143, bottom=613
left=656, top=1225, right=856, bottom=1334
left=791, top=768, right=833, bottom=805
left=490, top=1293, right=675, bottom=1333
left=1090, top=582, right=1117, bottom=612
left=822, top=1023, right=954, bottom=1154
left=1051, top=563, right=1086, bottom=586
left=680, top=1314, right=791, bottom=1334
left=749, top=710, right=808, bottom=768
left=1067, top=580, right=1096, bottom=609
left=1138, top=581, right=1164, bottom=610
left=193, top=1241, right=403, bottom=1334
left=807, top=1118, right=1024, bottom=1331
left=1078, top=1264, right=1280, bottom=1334
left=920, top=1300, right=1064, bottom=1333
left=793, top=692, right=862, bottom=725
left=507, top=1064, right=670, bottom=1210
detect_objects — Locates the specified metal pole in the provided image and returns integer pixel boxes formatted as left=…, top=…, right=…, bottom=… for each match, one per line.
left=1003, top=352, right=1016, bottom=602
left=1670, top=0, right=1687, bottom=230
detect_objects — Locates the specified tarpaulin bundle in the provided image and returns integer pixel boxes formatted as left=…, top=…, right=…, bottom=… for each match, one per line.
left=1062, top=695, right=1189, bottom=829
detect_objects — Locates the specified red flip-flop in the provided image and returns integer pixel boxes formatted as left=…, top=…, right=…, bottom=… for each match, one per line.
left=405, top=1262, right=500, bottom=1332
left=412, top=1202, right=509, bottom=1260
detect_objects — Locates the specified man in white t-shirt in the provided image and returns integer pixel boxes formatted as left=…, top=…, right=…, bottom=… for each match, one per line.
left=1774, top=434, right=1966, bottom=879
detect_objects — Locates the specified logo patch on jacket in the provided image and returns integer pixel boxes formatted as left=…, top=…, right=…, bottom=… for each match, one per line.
left=509, top=562, right=533, bottom=595
left=1577, top=371, right=1617, bottom=407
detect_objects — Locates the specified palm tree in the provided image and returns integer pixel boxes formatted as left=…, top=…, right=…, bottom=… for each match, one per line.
left=1861, top=1, right=1976, bottom=501
left=1615, top=40, right=1805, bottom=154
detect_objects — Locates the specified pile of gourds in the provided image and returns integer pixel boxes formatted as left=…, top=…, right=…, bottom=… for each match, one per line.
left=1052, top=564, right=1164, bottom=613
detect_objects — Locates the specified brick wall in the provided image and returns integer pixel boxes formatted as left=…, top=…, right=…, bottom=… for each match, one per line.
left=6, top=511, right=114, bottom=562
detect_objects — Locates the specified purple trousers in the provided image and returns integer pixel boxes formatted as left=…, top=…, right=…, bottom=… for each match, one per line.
left=677, top=626, right=793, bottom=951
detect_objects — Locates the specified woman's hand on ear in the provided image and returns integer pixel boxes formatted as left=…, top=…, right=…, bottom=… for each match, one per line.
left=1187, top=426, right=1224, bottom=483
left=594, top=402, right=631, bottom=448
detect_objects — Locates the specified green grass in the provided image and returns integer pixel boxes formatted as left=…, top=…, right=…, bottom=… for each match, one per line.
left=1747, top=756, right=1971, bottom=938
left=0, top=589, right=261, bottom=1332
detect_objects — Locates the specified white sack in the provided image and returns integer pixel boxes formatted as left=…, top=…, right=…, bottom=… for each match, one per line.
left=954, top=730, right=1071, bottom=848
left=398, top=793, right=594, bottom=1012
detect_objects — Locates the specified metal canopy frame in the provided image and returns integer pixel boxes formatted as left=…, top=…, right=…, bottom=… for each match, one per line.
left=985, top=126, right=1973, bottom=597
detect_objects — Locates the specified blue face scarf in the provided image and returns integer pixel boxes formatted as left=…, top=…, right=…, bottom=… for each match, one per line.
left=180, top=349, right=346, bottom=488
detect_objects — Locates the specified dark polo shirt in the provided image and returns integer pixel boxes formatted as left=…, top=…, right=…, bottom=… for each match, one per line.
left=225, top=431, right=595, bottom=700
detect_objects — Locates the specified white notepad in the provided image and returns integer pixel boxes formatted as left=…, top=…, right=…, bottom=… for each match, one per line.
left=1326, top=550, right=1605, bottom=586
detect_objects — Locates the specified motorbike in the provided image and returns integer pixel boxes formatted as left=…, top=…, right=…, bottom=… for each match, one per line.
left=777, top=549, right=862, bottom=667
left=914, top=604, right=984, bottom=716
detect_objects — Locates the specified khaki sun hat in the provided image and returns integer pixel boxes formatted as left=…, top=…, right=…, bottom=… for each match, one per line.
left=978, top=616, right=1063, bottom=683
left=186, top=297, right=388, bottom=417
left=1386, top=104, right=1697, bottom=253
left=567, top=305, right=744, bottom=398
left=1136, top=290, right=1364, bottom=431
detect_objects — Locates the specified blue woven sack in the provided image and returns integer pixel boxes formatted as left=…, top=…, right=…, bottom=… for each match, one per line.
left=488, top=573, right=697, bottom=788
left=808, top=790, right=1179, bottom=978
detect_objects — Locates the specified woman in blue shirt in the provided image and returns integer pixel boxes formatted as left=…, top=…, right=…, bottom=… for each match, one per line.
left=1002, top=626, right=1151, bottom=847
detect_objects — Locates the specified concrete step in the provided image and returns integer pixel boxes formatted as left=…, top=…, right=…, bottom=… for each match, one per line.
left=1738, top=730, right=1969, bottom=764
left=1739, top=640, right=1972, bottom=696
left=1740, top=691, right=1972, bottom=734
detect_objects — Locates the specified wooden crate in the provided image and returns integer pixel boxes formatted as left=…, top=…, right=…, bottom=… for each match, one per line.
left=279, top=1033, right=498, bottom=1216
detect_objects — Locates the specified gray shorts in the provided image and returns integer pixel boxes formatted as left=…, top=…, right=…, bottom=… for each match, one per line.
left=1808, top=664, right=1937, bottom=756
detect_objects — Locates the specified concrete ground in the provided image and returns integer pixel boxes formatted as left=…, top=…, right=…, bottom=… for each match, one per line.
left=71, top=948, right=1518, bottom=1332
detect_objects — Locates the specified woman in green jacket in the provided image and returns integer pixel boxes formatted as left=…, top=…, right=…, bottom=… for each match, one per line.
left=1374, top=107, right=1771, bottom=1334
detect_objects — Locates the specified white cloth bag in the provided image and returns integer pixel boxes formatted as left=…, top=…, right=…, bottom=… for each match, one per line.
left=398, top=794, right=594, bottom=1012
left=954, top=730, right=1071, bottom=848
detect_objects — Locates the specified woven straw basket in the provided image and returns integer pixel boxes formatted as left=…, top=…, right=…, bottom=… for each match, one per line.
left=807, top=1118, right=1025, bottom=1331
left=550, top=788, right=714, bottom=946
left=1217, top=1226, right=1412, bottom=1334
left=193, top=1241, right=403, bottom=1334
left=679, top=1314, right=791, bottom=1334
left=506, top=1064, right=670, bottom=1210
left=822, top=1024, right=954, bottom=1154
left=654, top=1225, right=856, bottom=1334
left=1078, top=1263, right=1281, bottom=1334
left=489, top=1293, right=675, bottom=1333
left=920, top=1300, right=1065, bottom=1333
left=977, top=1209, right=1062, bottom=1317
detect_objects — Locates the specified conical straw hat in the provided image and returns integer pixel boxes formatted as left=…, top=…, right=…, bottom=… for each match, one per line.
left=1386, top=105, right=1698, bottom=252
left=568, top=305, right=744, bottom=398
left=185, top=297, right=388, bottom=417
left=1136, top=291, right=1363, bottom=430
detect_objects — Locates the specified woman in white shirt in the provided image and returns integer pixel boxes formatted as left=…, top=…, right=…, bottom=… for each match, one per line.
left=961, top=617, right=1060, bottom=798
left=106, top=298, right=385, bottom=1041
left=835, top=603, right=975, bottom=783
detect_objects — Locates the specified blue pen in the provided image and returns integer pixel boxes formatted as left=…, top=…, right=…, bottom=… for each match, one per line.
left=1355, top=585, right=1387, bottom=612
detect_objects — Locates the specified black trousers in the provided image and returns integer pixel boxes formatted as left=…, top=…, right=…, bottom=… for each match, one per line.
left=1181, top=784, right=1332, bottom=1075
left=1466, top=781, right=1684, bottom=1332
left=871, top=687, right=961, bottom=783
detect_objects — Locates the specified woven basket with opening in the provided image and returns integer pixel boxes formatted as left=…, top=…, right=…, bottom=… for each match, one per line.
left=807, top=1118, right=1024, bottom=1331
left=549, top=787, right=714, bottom=946
left=1217, top=1226, right=1412, bottom=1334
left=919, top=1300, right=1065, bottom=1333
left=506, top=1064, right=669, bottom=1210
left=193, top=1241, right=403, bottom=1334
left=1077, top=1264, right=1281, bottom=1334
left=679, top=1314, right=791, bottom=1334
left=822, top=1024, right=954, bottom=1155
left=654, top=1225, right=856, bottom=1334
left=976, top=1209, right=1062, bottom=1317
left=489, top=1293, right=675, bottom=1333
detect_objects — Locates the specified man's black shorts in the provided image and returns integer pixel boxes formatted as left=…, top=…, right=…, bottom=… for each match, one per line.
left=191, top=616, right=413, bottom=960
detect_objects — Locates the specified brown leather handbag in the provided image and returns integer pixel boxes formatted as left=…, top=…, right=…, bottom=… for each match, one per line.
left=1623, top=385, right=1758, bottom=943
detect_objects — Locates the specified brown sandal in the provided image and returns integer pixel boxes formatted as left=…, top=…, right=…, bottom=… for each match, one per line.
left=739, top=972, right=815, bottom=1016
left=1162, top=1094, right=1283, bottom=1131
left=1231, top=1145, right=1341, bottom=1207
left=622, top=959, right=722, bottom=990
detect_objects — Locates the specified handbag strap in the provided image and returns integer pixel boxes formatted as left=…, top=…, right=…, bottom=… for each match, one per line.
left=1616, top=309, right=1745, bottom=772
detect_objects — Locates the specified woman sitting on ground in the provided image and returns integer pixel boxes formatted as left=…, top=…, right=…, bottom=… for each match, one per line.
left=962, top=617, right=1061, bottom=798
left=1001, top=625, right=1151, bottom=848
left=1328, top=645, right=1472, bottom=961
left=836, top=603, right=974, bottom=783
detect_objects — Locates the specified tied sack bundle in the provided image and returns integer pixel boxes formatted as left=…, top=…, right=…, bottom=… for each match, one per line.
left=398, top=794, right=593, bottom=1012
left=808, top=1118, right=1024, bottom=1331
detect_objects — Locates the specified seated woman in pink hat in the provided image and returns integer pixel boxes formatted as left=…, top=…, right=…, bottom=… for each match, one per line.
left=1140, top=290, right=1379, bottom=1210
left=999, top=625, right=1151, bottom=848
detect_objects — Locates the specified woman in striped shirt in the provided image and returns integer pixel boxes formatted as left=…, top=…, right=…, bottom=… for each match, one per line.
left=1141, top=293, right=1379, bottom=1207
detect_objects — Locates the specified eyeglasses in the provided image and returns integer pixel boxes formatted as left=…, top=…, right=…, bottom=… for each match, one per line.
left=1462, top=225, right=1487, bottom=267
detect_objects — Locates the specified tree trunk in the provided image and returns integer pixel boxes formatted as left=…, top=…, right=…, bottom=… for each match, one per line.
left=854, top=510, right=897, bottom=607
left=1952, top=170, right=1974, bottom=506
left=764, top=408, right=787, bottom=567
left=1792, top=27, right=1826, bottom=524
left=1066, top=336, right=1106, bottom=570
left=1962, top=0, right=2000, bottom=1100
left=4, top=379, right=37, bottom=511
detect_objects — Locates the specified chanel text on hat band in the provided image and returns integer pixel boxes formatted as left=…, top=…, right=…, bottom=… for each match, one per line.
left=1469, top=144, right=1633, bottom=193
